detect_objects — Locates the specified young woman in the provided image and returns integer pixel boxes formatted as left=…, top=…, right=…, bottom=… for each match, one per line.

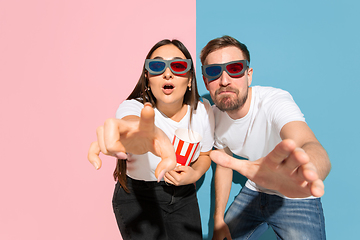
left=88, top=39, right=214, bottom=240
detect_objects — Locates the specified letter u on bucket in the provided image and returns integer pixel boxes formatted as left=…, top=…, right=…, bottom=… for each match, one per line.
left=172, top=128, right=202, bottom=166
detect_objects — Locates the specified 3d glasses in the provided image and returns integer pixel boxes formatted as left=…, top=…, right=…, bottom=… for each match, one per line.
left=202, top=60, right=249, bottom=81
left=145, top=59, right=192, bottom=75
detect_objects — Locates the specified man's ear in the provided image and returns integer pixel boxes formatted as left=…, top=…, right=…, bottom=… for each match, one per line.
left=203, top=76, right=209, bottom=90
left=247, top=68, right=253, bottom=86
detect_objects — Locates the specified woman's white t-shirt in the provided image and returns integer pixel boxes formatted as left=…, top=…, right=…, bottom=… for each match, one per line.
left=116, top=99, right=215, bottom=181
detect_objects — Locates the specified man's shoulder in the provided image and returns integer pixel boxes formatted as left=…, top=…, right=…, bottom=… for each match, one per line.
left=253, top=86, right=293, bottom=103
left=253, top=85, right=290, bottom=95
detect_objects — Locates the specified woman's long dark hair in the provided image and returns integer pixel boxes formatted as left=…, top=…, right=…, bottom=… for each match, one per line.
left=113, top=39, right=200, bottom=192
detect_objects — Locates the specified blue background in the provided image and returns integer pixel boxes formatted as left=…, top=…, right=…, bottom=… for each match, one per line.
left=195, top=0, right=360, bottom=239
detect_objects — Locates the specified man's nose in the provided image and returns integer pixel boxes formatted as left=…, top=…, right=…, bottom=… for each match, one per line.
left=219, top=71, right=231, bottom=86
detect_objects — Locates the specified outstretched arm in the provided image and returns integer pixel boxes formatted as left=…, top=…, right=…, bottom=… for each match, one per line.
left=87, top=103, right=177, bottom=181
left=210, top=121, right=331, bottom=198
left=280, top=121, right=331, bottom=181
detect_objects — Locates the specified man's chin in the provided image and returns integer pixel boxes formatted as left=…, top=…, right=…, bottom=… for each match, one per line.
left=215, top=99, right=239, bottom=112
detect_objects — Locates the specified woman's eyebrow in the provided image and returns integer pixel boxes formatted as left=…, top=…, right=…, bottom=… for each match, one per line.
left=152, top=56, right=184, bottom=60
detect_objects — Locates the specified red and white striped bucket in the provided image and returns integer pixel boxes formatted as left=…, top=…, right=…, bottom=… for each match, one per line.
left=172, top=128, right=202, bottom=166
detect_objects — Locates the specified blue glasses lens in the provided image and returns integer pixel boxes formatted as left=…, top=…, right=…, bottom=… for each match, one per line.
left=206, top=66, right=222, bottom=77
left=149, top=61, right=166, bottom=72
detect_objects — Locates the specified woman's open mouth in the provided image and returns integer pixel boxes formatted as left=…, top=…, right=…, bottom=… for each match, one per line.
left=162, top=83, right=175, bottom=94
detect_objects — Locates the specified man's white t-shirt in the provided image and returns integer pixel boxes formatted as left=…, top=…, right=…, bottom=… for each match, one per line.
left=116, top=99, right=215, bottom=181
left=213, top=86, right=306, bottom=197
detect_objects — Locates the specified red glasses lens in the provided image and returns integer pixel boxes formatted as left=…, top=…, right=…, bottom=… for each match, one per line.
left=170, top=61, right=187, bottom=72
left=226, top=63, right=244, bottom=74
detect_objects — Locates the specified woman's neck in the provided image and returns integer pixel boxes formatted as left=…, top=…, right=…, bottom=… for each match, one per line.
left=157, top=102, right=188, bottom=122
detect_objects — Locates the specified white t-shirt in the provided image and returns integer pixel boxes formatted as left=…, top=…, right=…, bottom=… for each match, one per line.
left=213, top=86, right=306, bottom=197
left=116, top=99, right=215, bottom=181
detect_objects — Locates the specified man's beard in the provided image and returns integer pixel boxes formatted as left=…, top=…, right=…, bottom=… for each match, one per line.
left=213, top=87, right=248, bottom=112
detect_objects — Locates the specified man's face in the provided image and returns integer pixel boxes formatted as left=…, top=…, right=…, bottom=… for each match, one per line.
left=203, top=46, right=253, bottom=112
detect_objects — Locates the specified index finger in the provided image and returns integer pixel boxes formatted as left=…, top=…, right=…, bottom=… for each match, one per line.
left=139, top=102, right=155, bottom=132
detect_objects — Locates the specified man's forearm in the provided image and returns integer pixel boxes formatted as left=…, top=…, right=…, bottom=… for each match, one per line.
left=280, top=121, right=331, bottom=181
left=213, top=165, right=233, bottom=221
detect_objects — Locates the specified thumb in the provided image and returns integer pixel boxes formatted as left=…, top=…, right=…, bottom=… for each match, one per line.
left=210, top=150, right=249, bottom=177
left=88, top=141, right=102, bottom=170
left=174, top=165, right=186, bottom=171
left=210, top=150, right=239, bottom=169
left=155, top=157, right=177, bottom=182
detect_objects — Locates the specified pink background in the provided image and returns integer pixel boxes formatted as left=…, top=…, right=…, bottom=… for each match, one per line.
left=0, top=1, right=196, bottom=239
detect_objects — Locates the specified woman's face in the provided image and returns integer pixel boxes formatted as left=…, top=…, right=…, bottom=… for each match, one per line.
left=147, top=44, right=192, bottom=110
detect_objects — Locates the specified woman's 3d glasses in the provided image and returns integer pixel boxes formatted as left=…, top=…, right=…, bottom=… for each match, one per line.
left=145, top=59, right=192, bottom=75
left=201, top=60, right=249, bottom=82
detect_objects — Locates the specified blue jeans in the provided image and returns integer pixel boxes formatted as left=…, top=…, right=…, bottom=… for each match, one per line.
left=112, top=176, right=202, bottom=240
left=225, top=186, right=326, bottom=240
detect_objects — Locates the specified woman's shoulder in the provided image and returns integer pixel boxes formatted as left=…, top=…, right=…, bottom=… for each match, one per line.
left=121, top=98, right=144, bottom=106
left=116, top=99, right=144, bottom=119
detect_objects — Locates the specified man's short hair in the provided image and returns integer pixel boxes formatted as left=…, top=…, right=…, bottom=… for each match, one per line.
left=200, top=35, right=250, bottom=64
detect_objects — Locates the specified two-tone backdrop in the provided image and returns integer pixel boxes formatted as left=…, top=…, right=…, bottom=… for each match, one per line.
left=1, top=1, right=359, bottom=239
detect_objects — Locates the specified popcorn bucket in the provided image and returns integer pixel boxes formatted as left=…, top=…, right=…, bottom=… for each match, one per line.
left=172, top=128, right=202, bottom=166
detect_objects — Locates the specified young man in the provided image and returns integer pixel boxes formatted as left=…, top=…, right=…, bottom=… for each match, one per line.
left=200, top=36, right=331, bottom=240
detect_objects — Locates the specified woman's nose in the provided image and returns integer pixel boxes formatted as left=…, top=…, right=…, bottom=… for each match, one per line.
left=163, top=68, right=174, bottom=80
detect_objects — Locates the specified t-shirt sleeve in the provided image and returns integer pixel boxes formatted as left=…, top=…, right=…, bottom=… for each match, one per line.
left=115, top=99, right=144, bottom=119
left=199, top=99, right=215, bottom=152
left=211, top=104, right=227, bottom=150
left=214, top=135, right=226, bottom=150
left=266, top=89, right=305, bottom=133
